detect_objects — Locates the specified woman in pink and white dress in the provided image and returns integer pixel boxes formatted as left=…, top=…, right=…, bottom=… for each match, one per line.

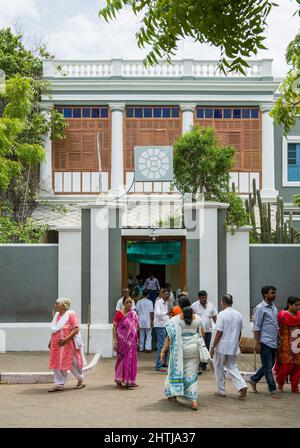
left=48, top=298, right=87, bottom=392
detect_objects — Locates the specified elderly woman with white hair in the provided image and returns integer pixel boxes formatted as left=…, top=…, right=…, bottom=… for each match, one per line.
left=48, top=298, right=86, bottom=392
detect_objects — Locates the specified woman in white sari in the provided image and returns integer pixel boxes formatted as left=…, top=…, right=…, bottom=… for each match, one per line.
left=160, top=294, right=204, bottom=410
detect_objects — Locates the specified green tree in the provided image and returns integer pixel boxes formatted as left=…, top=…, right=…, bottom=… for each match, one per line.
left=0, top=28, right=67, bottom=222
left=270, top=32, right=300, bottom=133
left=99, top=0, right=276, bottom=74
left=173, top=126, right=248, bottom=228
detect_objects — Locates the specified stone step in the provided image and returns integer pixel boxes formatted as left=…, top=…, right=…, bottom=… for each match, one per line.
left=0, top=353, right=101, bottom=384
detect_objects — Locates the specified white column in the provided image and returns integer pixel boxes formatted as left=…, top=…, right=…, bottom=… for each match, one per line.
left=226, top=227, right=252, bottom=336
left=180, top=103, right=196, bottom=133
left=58, top=228, right=81, bottom=321
left=109, top=103, right=125, bottom=197
left=40, top=106, right=54, bottom=196
left=90, top=206, right=109, bottom=324
left=260, top=104, right=278, bottom=201
left=184, top=201, right=219, bottom=310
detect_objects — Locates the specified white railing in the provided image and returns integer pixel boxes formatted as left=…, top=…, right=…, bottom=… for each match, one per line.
left=43, top=59, right=272, bottom=79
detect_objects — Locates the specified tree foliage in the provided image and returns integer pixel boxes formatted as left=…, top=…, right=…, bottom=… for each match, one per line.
left=270, top=32, right=300, bottom=133
left=173, top=126, right=248, bottom=228
left=0, top=28, right=67, bottom=222
left=99, top=0, right=276, bottom=74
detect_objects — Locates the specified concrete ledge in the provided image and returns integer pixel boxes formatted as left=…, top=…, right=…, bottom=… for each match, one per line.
left=0, top=353, right=101, bottom=384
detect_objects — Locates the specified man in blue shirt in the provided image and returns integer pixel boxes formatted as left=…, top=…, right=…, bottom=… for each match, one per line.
left=249, top=285, right=281, bottom=399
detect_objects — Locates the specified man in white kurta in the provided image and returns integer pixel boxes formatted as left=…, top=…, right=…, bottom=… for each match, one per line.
left=210, top=294, right=248, bottom=399
left=136, top=289, right=154, bottom=352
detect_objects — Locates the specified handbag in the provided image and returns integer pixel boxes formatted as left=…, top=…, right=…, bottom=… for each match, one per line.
left=198, top=336, right=211, bottom=363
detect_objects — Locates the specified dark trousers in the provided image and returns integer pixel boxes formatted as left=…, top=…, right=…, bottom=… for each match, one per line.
left=149, top=290, right=159, bottom=305
left=200, top=332, right=212, bottom=369
left=251, top=342, right=277, bottom=393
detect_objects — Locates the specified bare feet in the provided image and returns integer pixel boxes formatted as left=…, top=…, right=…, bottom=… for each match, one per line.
left=249, top=379, right=258, bottom=393
left=191, top=400, right=198, bottom=410
left=238, top=387, right=248, bottom=400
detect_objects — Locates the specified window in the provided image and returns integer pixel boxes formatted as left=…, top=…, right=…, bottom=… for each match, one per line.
left=83, top=108, right=91, bottom=118
left=283, top=137, right=300, bottom=186
left=233, top=109, right=241, bottom=119
left=153, top=108, right=162, bottom=118
left=135, top=108, right=143, bottom=118
left=125, top=107, right=180, bottom=118
left=63, top=108, right=72, bottom=118
left=288, top=143, right=300, bottom=181
left=73, top=108, right=81, bottom=118
left=196, top=107, right=259, bottom=120
left=196, top=108, right=204, bottom=119
left=205, top=109, right=213, bottom=119
left=214, top=109, right=222, bottom=119
left=58, top=107, right=109, bottom=119
left=242, top=109, right=251, bottom=119
left=92, top=108, right=100, bottom=118
left=223, top=109, right=232, bottom=119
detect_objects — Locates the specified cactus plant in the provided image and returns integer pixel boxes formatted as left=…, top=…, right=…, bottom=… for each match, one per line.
left=246, top=180, right=299, bottom=244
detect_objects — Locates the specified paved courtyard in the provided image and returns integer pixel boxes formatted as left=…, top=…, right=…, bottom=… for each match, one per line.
left=0, top=352, right=299, bottom=428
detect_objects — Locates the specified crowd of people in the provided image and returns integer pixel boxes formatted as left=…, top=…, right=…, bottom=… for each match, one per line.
left=47, top=283, right=300, bottom=411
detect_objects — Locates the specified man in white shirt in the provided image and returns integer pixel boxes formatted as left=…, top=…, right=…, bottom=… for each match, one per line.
left=136, top=289, right=154, bottom=352
left=191, top=290, right=217, bottom=372
left=115, top=288, right=136, bottom=311
left=154, top=289, right=170, bottom=372
left=210, top=294, right=248, bottom=400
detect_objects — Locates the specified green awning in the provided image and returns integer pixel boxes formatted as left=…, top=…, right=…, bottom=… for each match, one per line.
left=127, top=241, right=181, bottom=265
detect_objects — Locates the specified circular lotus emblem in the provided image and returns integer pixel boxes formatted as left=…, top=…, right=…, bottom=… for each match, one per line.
left=137, top=148, right=170, bottom=180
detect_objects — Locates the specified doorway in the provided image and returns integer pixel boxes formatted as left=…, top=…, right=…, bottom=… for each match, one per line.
left=140, top=264, right=166, bottom=287
left=122, top=236, right=186, bottom=290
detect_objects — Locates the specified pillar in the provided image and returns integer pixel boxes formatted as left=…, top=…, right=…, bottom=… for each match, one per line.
left=180, top=103, right=196, bottom=133
left=109, top=103, right=125, bottom=197
left=260, top=103, right=278, bottom=201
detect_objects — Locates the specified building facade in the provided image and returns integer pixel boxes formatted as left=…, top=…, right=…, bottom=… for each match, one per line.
left=41, top=58, right=284, bottom=201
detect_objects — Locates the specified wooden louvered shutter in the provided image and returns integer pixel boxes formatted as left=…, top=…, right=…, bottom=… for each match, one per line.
left=53, top=138, right=67, bottom=170
left=82, top=131, right=98, bottom=170
left=67, top=131, right=82, bottom=169
left=228, top=132, right=241, bottom=170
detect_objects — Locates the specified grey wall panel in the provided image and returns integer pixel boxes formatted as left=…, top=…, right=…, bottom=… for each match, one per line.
left=109, top=209, right=122, bottom=323
left=0, top=246, right=58, bottom=322
left=81, top=209, right=91, bottom=323
left=186, top=239, right=200, bottom=300
left=250, top=246, right=300, bottom=313
left=274, top=122, right=300, bottom=203
left=218, top=210, right=227, bottom=307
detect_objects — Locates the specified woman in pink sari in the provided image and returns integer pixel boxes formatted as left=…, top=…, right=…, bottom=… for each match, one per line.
left=48, top=298, right=87, bottom=392
left=274, top=296, right=300, bottom=393
left=113, top=296, right=139, bottom=388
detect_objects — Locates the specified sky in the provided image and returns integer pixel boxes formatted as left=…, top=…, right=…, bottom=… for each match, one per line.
left=0, top=0, right=299, bottom=77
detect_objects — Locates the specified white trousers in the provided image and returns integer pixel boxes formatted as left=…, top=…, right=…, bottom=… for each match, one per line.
left=139, top=328, right=152, bottom=351
left=214, top=352, right=247, bottom=394
left=53, top=353, right=84, bottom=387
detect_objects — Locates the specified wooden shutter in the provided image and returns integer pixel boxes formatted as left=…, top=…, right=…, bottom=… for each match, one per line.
left=195, top=109, right=262, bottom=174
left=124, top=115, right=181, bottom=172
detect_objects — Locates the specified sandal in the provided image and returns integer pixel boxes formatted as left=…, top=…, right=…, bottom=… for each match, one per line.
left=167, top=397, right=177, bottom=402
left=48, top=387, right=64, bottom=393
left=74, top=382, right=86, bottom=390
left=214, top=392, right=226, bottom=398
left=238, top=387, right=248, bottom=400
